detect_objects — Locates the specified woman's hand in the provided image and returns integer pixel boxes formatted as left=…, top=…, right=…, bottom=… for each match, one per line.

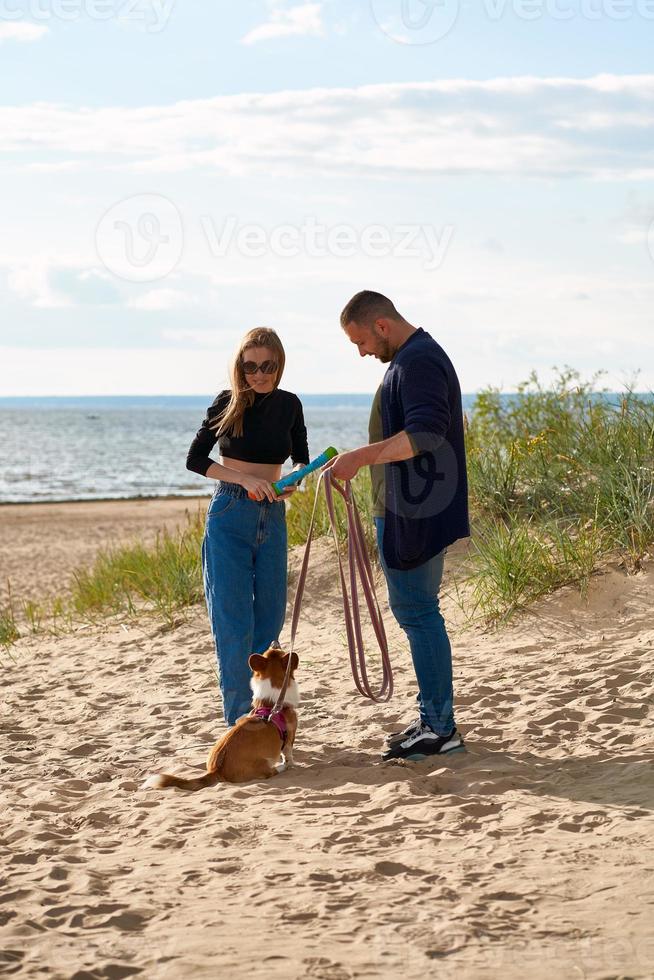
left=237, top=473, right=277, bottom=502
left=276, top=485, right=298, bottom=501
left=276, top=462, right=304, bottom=500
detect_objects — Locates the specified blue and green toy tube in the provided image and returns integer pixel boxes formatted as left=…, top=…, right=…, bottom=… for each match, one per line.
left=248, top=447, right=338, bottom=500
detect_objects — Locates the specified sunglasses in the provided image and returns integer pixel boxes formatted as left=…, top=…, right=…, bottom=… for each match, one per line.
left=242, top=359, right=278, bottom=376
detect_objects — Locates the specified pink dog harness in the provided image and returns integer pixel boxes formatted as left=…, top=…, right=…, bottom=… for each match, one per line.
left=251, top=706, right=287, bottom=749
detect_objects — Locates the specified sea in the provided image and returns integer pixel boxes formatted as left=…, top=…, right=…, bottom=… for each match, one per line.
left=0, top=391, right=642, bottom=504
left=0, top=394, right=468, bottom=504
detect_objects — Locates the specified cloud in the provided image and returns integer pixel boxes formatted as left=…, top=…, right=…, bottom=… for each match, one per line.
left=52, top=268, right=122, bottom=305
left=0, top=74, right=652, bottom=181
left=0, top=346, right=234, bottom=396
left=7, top=262, right=71, bottom=309
left=26, top=160, right=83, bottom=173
left=0, top=22, right=49, bottom=43
left=615, top=198, right=654, bottom=246
left=161, top=328, right=226, bottom=344
left=7, top=263, right=120, bottom=308
left=128, top=288, right=197, bottom=311
left=241, top=2, right=324, bottom=45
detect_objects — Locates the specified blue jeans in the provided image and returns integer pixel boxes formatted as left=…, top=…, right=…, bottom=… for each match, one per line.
left=375, top=517, right=455, bottom=736
left=202, top=482, right=287, bottom=726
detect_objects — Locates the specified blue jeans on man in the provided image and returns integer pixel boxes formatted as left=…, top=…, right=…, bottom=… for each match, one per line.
left=375, top=517, right=455, bottom=737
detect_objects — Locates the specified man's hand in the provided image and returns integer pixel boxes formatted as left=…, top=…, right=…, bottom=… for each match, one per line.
left=322, top=431, right=417, bottom=483
left=323, top=448, right=364, bottom=482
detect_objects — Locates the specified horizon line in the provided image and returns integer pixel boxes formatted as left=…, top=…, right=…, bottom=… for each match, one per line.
left=0, top=390, right=651, bottom=400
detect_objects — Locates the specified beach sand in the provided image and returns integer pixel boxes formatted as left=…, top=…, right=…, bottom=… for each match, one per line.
left=0, top=497, right=209, bottom=602
left=1, top=499, right=653, bottom=979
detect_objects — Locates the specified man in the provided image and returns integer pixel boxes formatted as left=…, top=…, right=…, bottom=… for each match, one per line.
left=324, top=290, right=470, bottom=761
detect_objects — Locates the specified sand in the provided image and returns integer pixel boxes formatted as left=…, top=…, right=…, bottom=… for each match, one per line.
left=0, top=497, right=209, bottom=603
left=1, top=499, right=653, bottom=979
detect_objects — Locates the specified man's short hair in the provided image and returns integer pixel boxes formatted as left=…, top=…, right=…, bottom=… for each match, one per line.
left=340, top=290, right=402, bottom=329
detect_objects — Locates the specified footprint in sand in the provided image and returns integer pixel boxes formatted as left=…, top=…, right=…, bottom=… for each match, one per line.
left=302, top=957, right=353, bottom=979
left=68, top=742, right=106, bottom=758
left=374, top=860, right=420, bottom=876
left=70, top=967, right=143, bottom=979
left=459, top=801, right=503, bottom=819
left=606, top=732, right=636, bottom=745
left=557, top=810, right=613, bottom=832
left=0, top=950, right=25, bottom=974
left=95, top=909, right=150, bottom=932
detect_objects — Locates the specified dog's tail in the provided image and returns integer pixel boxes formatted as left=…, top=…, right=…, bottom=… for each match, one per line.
left=142, top=769, right=221, bottom=792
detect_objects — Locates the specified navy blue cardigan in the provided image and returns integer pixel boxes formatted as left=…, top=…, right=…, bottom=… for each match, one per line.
left=380, top=328, right=470, bottom=570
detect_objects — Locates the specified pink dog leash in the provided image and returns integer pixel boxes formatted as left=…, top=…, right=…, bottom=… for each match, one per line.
left=269, top=468, right=394, bottom=716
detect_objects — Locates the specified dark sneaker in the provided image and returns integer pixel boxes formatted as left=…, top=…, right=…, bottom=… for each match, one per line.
left=381, top=722, right=464, bottom=761
left=385, top=716, right=423, bottom=748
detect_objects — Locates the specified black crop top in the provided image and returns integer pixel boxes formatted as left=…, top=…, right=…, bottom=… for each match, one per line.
left=186, top=388, right=310, bottom=477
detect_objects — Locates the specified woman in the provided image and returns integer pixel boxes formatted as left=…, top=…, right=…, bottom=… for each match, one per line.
left=186, top=327, right=309, bottom=726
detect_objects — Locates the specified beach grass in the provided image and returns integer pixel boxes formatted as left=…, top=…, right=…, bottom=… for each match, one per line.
left=0, top=473, right=376, bottom=647
left=464, top=368, right=653, bottom=623
left=1, top=368, right=652, bottom=647
left=0, top=586, right=20, bottom=649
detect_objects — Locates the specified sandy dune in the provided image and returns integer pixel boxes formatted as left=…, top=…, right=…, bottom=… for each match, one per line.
left=1, top=533, right=653, bottom=979
left=0, top=497, right=208, bottom=603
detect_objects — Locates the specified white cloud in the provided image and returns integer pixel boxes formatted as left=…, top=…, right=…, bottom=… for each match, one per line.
left=7, top=261, right=70, bottom=309
left=27, top=160, right=82, bottom=173
left=161, top=328, right=226, bottom=344
left=241, top=2, right=324, bottom=45
left=1, top=75, right=653, bottom=181
left=0, top=347, right=232, bottom=396
left=0, top=22, right=49, bottom=43
left=617, top=227, right=647, bottom=245
left=614, top=199, right=654, bottom=246
left=7, top=262, right=120, bottom=308
left=128, top=288, right=197, bottom=311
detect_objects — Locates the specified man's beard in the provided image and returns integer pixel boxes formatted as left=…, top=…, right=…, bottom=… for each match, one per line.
left=377, top=339, right=394, bottom=362
left=372, top=329, right=394, bottom=362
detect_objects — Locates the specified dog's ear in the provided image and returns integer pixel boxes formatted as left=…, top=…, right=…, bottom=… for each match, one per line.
left=281, top=652, right=299, bottom=672
left=248, top=654, right=268, bottom=674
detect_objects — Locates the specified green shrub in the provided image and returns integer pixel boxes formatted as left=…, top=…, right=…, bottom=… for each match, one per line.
left=464, top=369, right=653, bottom=622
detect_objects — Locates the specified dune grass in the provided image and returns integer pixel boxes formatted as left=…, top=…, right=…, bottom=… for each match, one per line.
left=0, top=472, right=375, bottom=652
left=0, top=589, right=20, bottom=649
left=1, top=368, right=652, bottom=648
left=464, top=368, right=653, bottom=623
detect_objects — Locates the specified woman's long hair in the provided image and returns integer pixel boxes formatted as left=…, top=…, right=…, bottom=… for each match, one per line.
left=212, top=327, right=286, bottom=438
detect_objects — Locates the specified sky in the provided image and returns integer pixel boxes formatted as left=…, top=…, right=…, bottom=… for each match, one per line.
left=0, top=0, right=653, bottom=396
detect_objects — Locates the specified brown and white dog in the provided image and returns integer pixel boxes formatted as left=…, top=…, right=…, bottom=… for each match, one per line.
left=143, top=646, right=299, bottom=791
